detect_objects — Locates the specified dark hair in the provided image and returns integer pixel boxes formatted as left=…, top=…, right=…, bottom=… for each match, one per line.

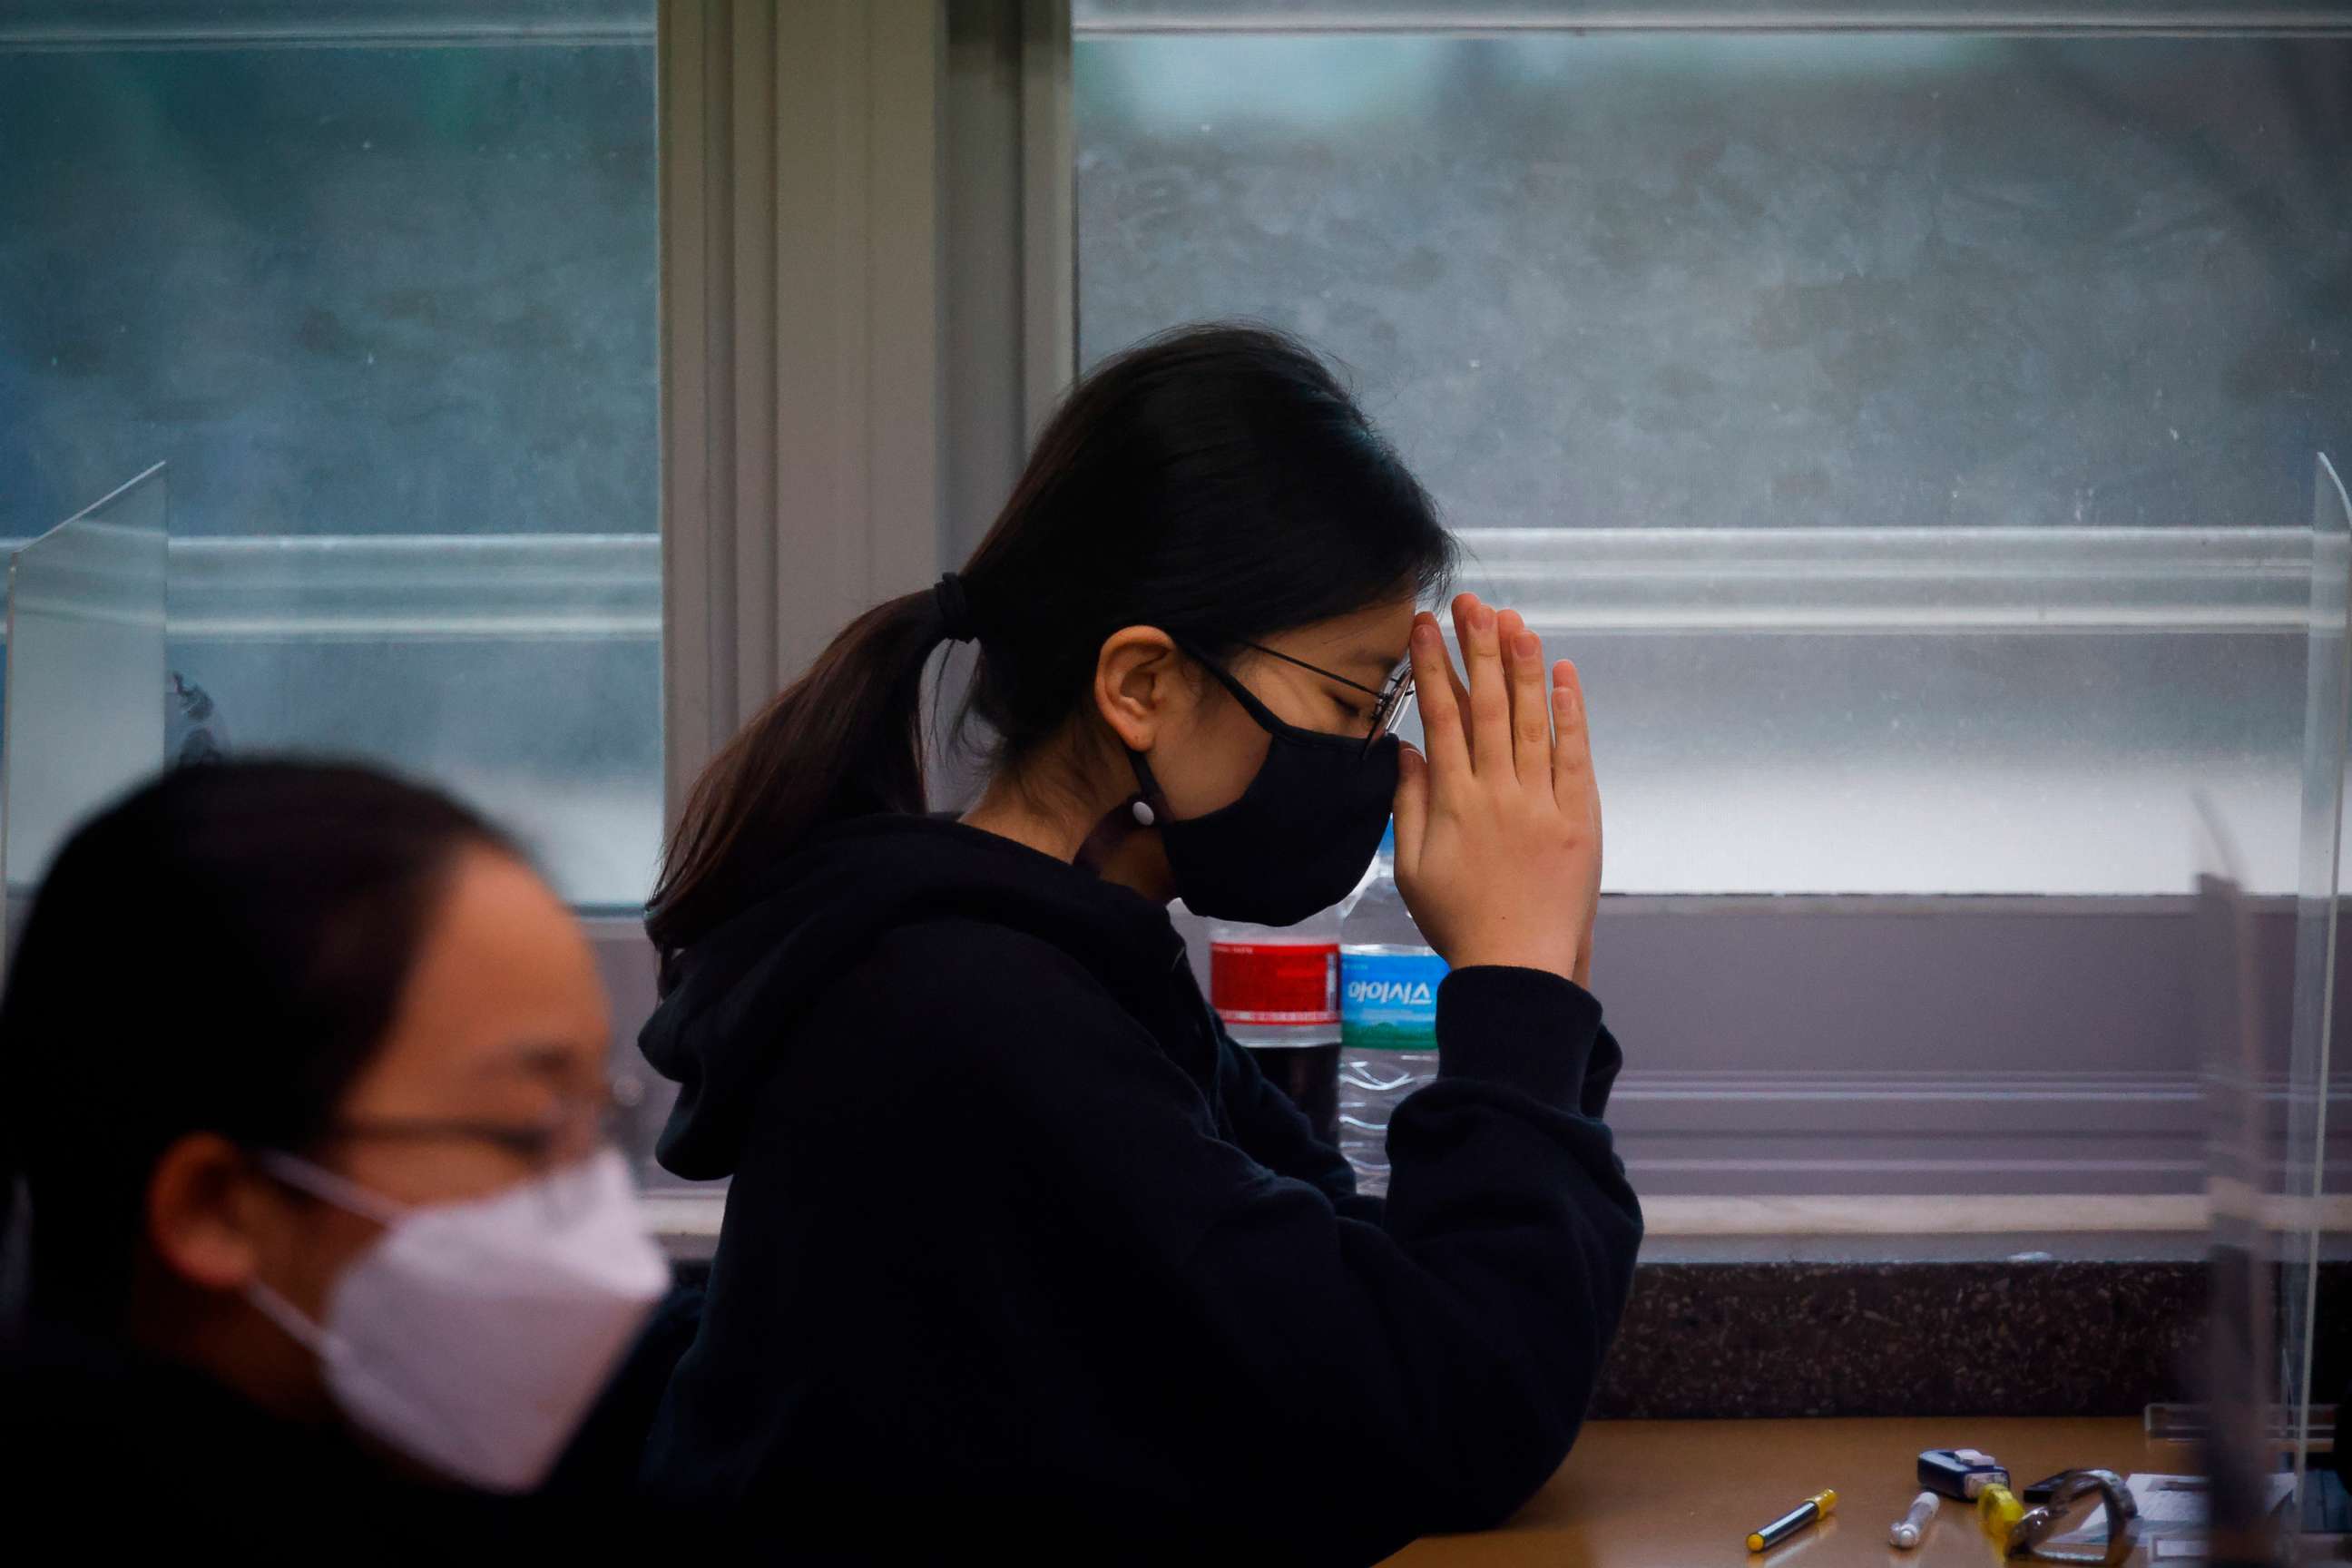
left=0, top=760, right=514, bottom=1326
left=646, top=323, right=1455, bottom=970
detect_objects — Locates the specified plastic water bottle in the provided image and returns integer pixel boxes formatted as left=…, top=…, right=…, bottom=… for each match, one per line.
left=1337, top=823, right=1448, bottom=1195
left=1206, top=906, right=1341, bottom=1146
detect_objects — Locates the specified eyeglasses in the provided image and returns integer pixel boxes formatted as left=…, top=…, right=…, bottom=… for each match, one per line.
left=1222, top=639, right=1417, bottom=760
left=264, top=1097, right=624, bottom=1225
left=328, top=1095, right=622, bottom=1173
left=2007, top=1470, right=2139, bottom=1564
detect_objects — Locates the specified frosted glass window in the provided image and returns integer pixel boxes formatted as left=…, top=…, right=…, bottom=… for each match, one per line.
left=1075, top=24, right=2352, bottom=895
left=0, top=4, right=660, bottom=907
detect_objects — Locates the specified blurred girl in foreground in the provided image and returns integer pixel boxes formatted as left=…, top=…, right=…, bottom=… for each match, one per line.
left=0, top=760, right=669, bottom=1555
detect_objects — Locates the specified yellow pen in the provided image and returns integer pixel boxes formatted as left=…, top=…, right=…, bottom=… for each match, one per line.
left=1747, top=1488, right=1838, bottom=1553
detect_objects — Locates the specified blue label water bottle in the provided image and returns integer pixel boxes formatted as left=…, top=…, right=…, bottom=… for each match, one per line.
left=1337, top=823, right=1446, bottom=1194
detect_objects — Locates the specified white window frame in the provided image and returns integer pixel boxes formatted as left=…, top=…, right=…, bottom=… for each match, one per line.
left=1, top=3, right=2339, bottom=1220
left=640, top=1, right=2352, bottom=1223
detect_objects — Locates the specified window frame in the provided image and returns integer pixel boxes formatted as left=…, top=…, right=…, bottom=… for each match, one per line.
left=630, top=0, right=2352, bottom=1224
left=2, top=3, right=2339, bottom=1217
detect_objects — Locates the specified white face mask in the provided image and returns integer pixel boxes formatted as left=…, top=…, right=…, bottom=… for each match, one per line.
left=244, top=1147, right=668, bottom=1493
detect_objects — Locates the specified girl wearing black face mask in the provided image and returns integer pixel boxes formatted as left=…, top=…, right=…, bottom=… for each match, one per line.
left=635, top=325, right=1639, bottom=1563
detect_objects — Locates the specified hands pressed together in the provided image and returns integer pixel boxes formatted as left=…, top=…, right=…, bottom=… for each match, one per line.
left=1391, top=593, right=1602, bottom=990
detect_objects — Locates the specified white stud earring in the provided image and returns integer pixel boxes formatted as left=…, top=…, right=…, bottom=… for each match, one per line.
left=1131, top=798, right=1157, bottom=828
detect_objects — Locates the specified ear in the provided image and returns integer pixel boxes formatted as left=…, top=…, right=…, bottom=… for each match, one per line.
left=145, top=1132, right=272, bottom=1294
left=1092, top=626, right=1188, bottom=754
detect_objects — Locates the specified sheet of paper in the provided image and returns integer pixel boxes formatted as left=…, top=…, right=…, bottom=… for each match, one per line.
left=2045, top=1471, right=2297, bottom=1546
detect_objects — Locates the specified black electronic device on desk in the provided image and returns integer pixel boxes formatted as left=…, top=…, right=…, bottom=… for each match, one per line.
left=1920, top=1447, right=2009, bottom=1502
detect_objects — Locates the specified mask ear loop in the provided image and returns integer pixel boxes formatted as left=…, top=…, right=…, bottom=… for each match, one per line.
left=1126, top=751, right=1166, bottom=828
left=1074, top=756, right=1160, bottom=877
left=245, top=1276, right=337, bottom=1358
left=1094, top=632, right=1283, bottom=867
left=1171, top=637, right=1308, bottom=741
left=1070, top=634, right=1180, bottom=875
left=257, top=1151, right=407, bottom=1226
left=242, top=1152, right=397, bottom=1364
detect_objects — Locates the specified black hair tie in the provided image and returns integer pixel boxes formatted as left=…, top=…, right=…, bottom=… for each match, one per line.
left=932, top=572, right=976, bottom=644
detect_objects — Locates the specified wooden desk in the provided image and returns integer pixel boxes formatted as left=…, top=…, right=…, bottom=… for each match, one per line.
left=1387, top=1418, right=2166, bottom=1566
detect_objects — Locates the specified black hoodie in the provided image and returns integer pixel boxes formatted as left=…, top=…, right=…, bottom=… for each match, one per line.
left=636, top=816, right=1642, bottom=1563
left=0, top=1313, right=669, bottom=1562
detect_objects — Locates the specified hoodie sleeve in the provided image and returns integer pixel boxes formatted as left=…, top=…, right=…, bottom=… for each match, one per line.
left=1210, top=1022, right=1385, bottom=1224
left=970, top=934, right=1644, bottom=1563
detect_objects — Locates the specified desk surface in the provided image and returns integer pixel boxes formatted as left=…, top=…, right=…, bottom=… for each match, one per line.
left=1387, top=1417, right=2166, bottom=1567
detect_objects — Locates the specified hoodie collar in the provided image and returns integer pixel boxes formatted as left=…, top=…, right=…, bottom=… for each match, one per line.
left=640, top=815, right=1188, bottom=1179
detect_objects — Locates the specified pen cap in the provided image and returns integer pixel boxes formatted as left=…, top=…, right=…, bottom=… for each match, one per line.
left=1813, top=1489, right=1838, bottom=1515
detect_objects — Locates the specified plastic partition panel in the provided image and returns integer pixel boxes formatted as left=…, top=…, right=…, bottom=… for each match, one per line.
left=1, top=466, right=168, bottom=962
left=2281, top=451, right=2352, bottom=1520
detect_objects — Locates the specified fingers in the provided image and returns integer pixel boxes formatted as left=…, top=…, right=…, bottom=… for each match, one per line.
left=1392, top=742, right=1428, bottom=867
left=1445, top=646, right=1473, bottom=753
left=1407, top=612, right=1470, bottom=779
left=1452, top=593, right=1512, bottom=776
left=1552, top=658, right=1594, bottom=813
left=1500, top=609, right=1553, bottom=794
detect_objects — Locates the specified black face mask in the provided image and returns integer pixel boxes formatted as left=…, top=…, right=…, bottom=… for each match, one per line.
left=1131, top=654, right=1400, bottom=928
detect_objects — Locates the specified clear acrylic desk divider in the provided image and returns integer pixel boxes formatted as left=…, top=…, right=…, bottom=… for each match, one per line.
left=2280, top=452, right=2352, bottom=1540
left=0, top=465, right=168, bottom=974
left=2192, top=451, right=2349, bottom=1563
left=2192, top=765, right=2278, bottom=1565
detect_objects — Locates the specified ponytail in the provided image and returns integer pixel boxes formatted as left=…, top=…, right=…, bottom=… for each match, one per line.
left=645, top=324, right=1455, bottom=985
left=645, top=583, right=959, bottom=975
